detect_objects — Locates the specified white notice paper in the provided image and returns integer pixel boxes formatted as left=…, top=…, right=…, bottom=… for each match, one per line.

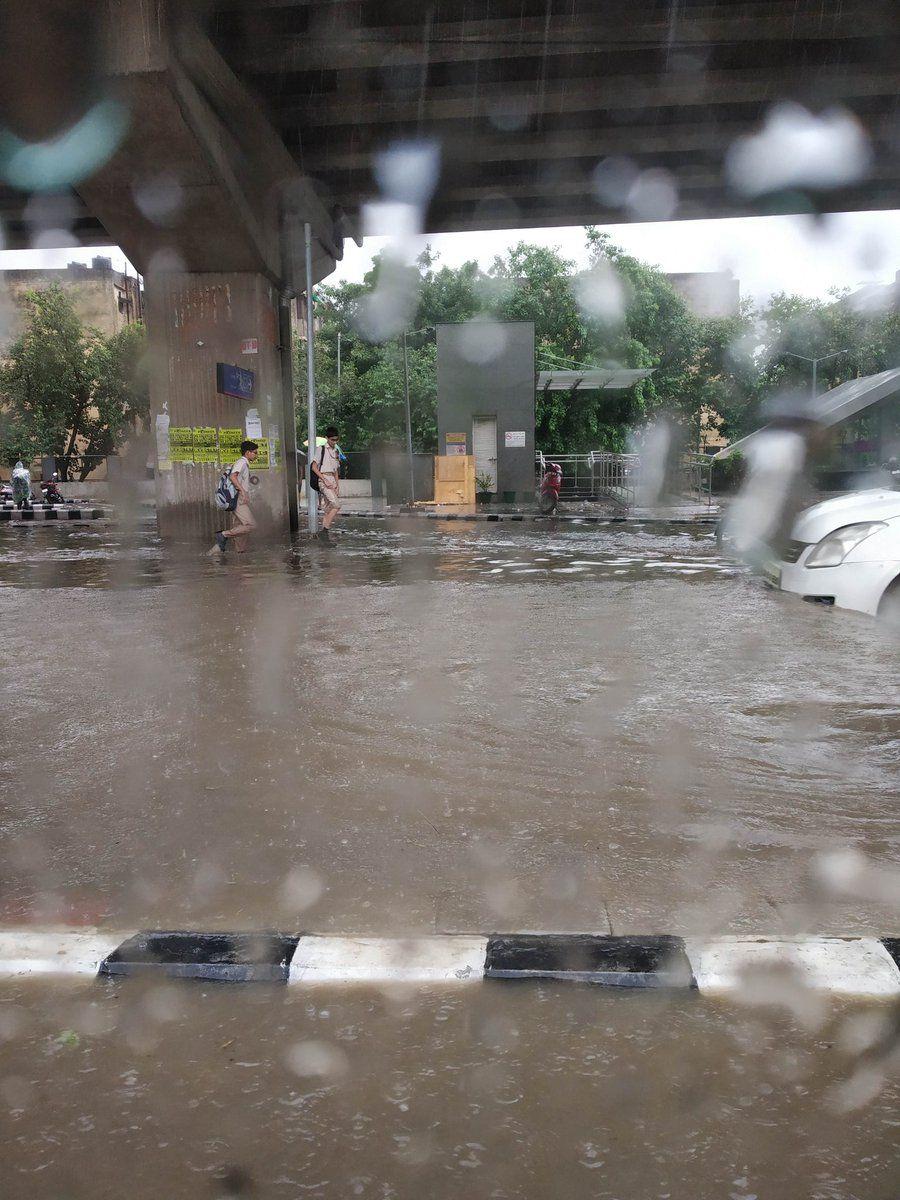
left=504, top=430, right=527, bottom=448
left=245, top=408, right=263, bottom=439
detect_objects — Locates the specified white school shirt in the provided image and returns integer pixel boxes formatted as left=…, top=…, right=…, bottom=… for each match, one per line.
left=318, top=443, right=340, bottom=475
left=231, top=456, right=251, bottom=494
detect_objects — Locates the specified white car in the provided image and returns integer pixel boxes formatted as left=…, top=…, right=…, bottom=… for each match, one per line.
left=764, top=489, right=900, bottom=621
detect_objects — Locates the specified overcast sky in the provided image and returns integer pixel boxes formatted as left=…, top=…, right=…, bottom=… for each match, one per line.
left=2, top=209, right=897, bottom=305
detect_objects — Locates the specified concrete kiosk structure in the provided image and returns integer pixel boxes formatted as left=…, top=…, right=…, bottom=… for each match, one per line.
left=437, top=322, right=536, bottom=503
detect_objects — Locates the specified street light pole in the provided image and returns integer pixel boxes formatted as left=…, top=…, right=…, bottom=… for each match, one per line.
left=337, top=331, right=341, bottom=397
left=783, top=348, right=850, bottom=402
left=402, top=329, right=415, bottom=504
left=304, top=222, right=318, bottom=534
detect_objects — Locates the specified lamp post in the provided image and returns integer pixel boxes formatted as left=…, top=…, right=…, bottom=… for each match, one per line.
left=402, top=329, right=414, bottom=504
left=783, top=348, right=851, bottom=402
left=400, top=326, right=433, bottom=505
left=304, top=223, right=318, bottom=534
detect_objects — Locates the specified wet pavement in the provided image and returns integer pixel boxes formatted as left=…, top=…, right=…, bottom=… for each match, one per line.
left=0, top=519, right=897, bottom=936
left=2, top=519, right=899, bottom=1198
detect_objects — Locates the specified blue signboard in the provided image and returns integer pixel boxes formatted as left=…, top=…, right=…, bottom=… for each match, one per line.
left=216, top=362, right=255, bottom=400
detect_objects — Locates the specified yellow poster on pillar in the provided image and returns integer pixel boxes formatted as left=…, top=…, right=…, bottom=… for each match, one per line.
left=218, top=428, right=243, bottom=469
left=193, top=427, right=219, bottom=464
left=254, top=439, right=270, bottom=469
left=169, top=427, right=193, bottom=463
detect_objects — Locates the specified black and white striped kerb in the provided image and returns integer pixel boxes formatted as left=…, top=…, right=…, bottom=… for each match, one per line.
left=0, top=508, right=112, bottom=522
left=484, top=933, right=694, bottom=988
left=2, top=931, right=900, bottom=996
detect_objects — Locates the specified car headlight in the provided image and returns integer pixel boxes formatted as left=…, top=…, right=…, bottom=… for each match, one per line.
left=805, top=522, right=886, bottom=568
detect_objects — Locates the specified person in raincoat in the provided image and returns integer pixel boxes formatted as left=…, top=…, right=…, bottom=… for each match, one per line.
left=11, top=461, right=33, bottom=510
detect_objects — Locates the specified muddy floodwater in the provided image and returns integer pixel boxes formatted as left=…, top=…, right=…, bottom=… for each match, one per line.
left=1, top=519, right=897, bottom=934
left=2, top=980, right=899, bottom=1200
left=1, top=519, right=899, bottom=1199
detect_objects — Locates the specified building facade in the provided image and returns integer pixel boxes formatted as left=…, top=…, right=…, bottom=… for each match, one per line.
left=1, top=256, right=142, bottom=349
left=666, top=270, right=740, bottom=319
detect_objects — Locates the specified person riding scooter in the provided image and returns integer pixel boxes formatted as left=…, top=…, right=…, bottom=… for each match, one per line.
left=42, top=473, right=65, bottom=505
left=539, top=461, right=563, bottom=514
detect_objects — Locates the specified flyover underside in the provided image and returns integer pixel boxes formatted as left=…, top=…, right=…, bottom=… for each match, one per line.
left=1, top=0, right=897, bottom=246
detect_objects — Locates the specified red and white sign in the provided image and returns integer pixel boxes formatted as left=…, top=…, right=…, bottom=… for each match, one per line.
left=240, top=338, right=259, bottom=355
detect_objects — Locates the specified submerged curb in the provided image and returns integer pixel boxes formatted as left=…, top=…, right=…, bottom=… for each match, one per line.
left=351, top=511, right=718, bottom=526
left=1, top=931, right=899, bottom=996
left=0, top=507, right=113, bottom=523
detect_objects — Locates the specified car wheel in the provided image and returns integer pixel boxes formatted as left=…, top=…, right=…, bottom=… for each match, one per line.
left=877, top=577, right=900, bottom=629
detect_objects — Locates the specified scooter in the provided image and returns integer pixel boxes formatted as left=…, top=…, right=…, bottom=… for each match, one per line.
left=42, top=478, right=65, bottom=505
left=539, top=461, right=563, bottom=514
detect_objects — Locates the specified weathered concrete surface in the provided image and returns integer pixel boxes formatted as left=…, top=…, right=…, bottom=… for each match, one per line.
left=146, top=271, right=295, bottom=540
left=75, top=0, right=338, bottom=286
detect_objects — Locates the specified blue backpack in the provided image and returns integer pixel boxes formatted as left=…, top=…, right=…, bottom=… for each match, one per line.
left=215, top=464, right=238, bottom=511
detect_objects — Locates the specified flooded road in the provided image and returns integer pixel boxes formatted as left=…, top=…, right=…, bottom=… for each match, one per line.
left=3, top=980, right=899, bottom=1200
left=1, top=519, right=898, bottom=935
left=1, top=519, right=899, bottom=1198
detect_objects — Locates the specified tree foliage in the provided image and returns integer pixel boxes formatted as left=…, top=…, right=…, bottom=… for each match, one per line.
left=296, top=231, right=747, bottom=456
left=0, top=287, right=149, bottom=478
left=231, top=232, right=900, bottom=457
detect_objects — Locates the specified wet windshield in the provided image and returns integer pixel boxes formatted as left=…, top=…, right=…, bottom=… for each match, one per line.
left=1, top=2, right=899, bottom=1198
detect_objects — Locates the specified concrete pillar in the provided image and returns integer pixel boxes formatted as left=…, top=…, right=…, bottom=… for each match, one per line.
left=147, top=271, right=297, bottom=541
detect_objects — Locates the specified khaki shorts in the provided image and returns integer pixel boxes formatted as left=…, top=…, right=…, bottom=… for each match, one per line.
left=232, top=501, right=256, bottom=529
left=319, top=477, right=341, bottom=512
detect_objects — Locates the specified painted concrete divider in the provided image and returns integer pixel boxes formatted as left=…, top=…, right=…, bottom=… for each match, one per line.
left=1, top=931, right=899, bottom=996
left=0, top=507, right=113, bottom=523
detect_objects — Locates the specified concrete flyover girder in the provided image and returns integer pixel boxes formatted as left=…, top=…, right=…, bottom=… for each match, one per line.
left=274, top=67, right=899, bottom=130
left=209, top=0, right=899, bottom=233
left=2, top=0, right=898, bottom=243
left=230, top=4, right=898, bottom=75
left=70, top=0, right=338, bottom=289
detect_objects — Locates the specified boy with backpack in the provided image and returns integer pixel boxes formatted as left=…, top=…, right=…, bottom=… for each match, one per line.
left=309, top=426, right=342, bottom=542
left=211, top=440, right=258, bottom=554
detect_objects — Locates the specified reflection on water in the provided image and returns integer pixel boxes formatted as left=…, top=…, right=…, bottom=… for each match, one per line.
left=0, top=519, right=737, bottom=591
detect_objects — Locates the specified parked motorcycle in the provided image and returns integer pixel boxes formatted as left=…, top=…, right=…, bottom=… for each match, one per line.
left=539, top=461, right=563, bottom=514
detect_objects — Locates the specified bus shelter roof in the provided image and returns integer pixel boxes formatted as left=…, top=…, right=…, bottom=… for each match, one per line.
left=714, top=366, right=900, bottom=459
left=537, top=368, right=653, bottom=392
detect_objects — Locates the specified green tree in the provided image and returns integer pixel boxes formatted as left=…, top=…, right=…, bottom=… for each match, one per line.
left=0, top=287, right=149, bottom=478
left=294, top=233, right=900, bottom=461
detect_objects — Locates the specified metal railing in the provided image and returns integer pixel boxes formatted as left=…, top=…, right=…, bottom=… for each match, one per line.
left=590, top=452, right=641, bottom=509
left=534, top=453, right=598, bottom=498
left=676, top=454, right=714, bottom=507
left=1, top=455, right=156, bottom=484
left=537, top=451, right=713, bottom=511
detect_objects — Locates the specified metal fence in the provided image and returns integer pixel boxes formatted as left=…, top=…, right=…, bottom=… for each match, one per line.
left=0, top=455, right=157, bottom=484
left=536, top=451, right=713, bottom=511
left=534, top=453, right=598, bottom=499
left=590, top=452, right=641, bottom=508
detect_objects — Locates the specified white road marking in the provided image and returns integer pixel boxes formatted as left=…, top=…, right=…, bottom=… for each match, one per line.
left=288, top=936, right=489, bottom=984
left=684, top=936, right=900, bottom=997
left=0, top=929, right=126, bottom=978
